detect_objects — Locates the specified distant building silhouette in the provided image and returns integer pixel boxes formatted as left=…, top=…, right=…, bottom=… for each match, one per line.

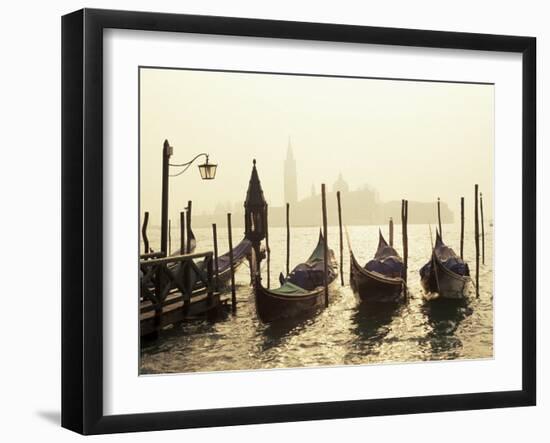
left=190, top=144, right=455, bottom=229
left=333, top=172, right=350, bottom=193
left=284, top=138, right=298, bottom=206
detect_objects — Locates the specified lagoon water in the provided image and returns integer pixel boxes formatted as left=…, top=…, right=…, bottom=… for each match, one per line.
left=140, top=223, right=493, bottom=374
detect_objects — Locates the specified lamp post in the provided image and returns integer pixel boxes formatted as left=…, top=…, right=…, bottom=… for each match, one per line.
left=160, top=139, right=217, bottom=255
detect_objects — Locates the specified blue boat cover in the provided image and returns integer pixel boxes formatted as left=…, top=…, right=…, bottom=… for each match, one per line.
left=216, top=238, right=252, bottom=272
left=286, top=231, right=336, bottom=291
left=420, top=231, right=470, bottom=277
left=364, top=231, right=404, bottom=278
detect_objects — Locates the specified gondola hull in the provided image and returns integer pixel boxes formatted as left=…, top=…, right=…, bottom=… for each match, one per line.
left=254, top=232, right=338, bottom=323
left=349, top=253, right=405, bottom=303
left=421, top=255, right=470, bottom=300
left=199, top=242, right=252, bottom=290
left=254, top=276, right=338, bottom=323
left=171, top=239, right=252, bottom=292
left=185, top=257, right=246, bottom=292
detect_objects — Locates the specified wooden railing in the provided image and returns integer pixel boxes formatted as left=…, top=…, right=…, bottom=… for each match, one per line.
left=140, top=251, right=165, bottom=260
left=140, top=251, right=215, bottom=330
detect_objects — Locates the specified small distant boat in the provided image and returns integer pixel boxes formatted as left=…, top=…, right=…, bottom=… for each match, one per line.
left=349, top=230, right=406, bottom=303
left=171, top=226, right=197, bottom=256
left=166, top=226, right=197, bottom=278
left=420, top=231, right=471, bottom=299
left=254, top=231, right=338, bottom=323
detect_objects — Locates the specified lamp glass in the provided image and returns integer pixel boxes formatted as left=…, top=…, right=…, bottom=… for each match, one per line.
left=198, top=162, right=217, bottom=180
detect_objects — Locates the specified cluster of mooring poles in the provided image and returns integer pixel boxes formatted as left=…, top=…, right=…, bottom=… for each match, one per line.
left=438, top=183, right=485, bottom=298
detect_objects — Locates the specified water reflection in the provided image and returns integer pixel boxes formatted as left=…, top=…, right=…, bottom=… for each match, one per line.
left=260, top=316, right=312, bottom=351
left=140, top=225, right=493, bottom=374
left=351, top=302, right=401, bottom=341
left=421, top=298, right=474, bottom=357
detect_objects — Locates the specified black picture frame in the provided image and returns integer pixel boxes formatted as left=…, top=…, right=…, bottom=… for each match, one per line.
left=62, top=8, right=536, bottom=435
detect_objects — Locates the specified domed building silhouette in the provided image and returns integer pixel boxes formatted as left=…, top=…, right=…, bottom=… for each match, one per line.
left=333, top=173, right=350, bottom=193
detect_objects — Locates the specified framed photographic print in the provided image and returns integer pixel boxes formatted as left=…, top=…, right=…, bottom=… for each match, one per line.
left=61, top=8, right=536, bottom=435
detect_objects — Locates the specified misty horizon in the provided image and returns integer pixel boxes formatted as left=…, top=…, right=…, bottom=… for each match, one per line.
left=140, top=67, right=494, bottom=225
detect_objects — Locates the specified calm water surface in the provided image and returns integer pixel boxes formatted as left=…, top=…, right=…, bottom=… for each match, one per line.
left=140, top=224, right=493, bottom=374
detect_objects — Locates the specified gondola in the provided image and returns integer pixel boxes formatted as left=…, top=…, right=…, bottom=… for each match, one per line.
left=211, top=238, right=253, bottom=287
left=184, top=238, right=254, bottom=292
left=420, top=231, right=471, bottom=299
left=349, top=230, right=406, bottom=303
left=254, top=231, right=338, bottom=323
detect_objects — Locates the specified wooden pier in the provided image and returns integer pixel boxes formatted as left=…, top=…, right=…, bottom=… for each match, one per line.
left=140, top=250, right=228, bottom=337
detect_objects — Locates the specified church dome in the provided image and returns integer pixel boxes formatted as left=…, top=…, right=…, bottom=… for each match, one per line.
left=333, top=173, right=349, bottom=193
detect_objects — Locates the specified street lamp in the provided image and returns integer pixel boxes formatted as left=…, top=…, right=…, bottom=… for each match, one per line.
left=169, top=152, right=218, bottom=180
left=160, top=139, right=218, bottom=254
left=198, top=156, right=217, bottom=180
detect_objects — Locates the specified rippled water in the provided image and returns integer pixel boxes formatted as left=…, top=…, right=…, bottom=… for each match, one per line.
left=140, top=223, right=493, bottom=374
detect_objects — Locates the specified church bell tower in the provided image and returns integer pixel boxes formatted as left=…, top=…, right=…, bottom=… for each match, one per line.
left=284, top=138, right=298, bottom=206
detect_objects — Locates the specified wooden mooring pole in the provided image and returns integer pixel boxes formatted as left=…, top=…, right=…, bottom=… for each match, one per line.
left=206, top=253, right=214, bottom=307
left=186, top=200, right=193, bottom=253
left=286, top=202, right=290, bottom=277
left=227, top=213, right=237, bottom=311
left=401, top=199, right=409, bottom=286
left=212, top=223, right=219, bottom=289
left=265, top=205, right=271, bottom=288
left=460, top=197, right=465, bottom=259
left=336, top=191, right=344, bottom=286
left=180, top=211, right=185, bottom=254
left=437, top=197, right=442, bottom=238
left=168, top=219, right=172, bottom=255
left=389, top=217, right=394, bottom=247
left=475, top=184, right=480, bottom=297
left=321, top=184, right=329, bottom=307
left=142, top=211, right=150, bottom=254
left=160, top=140, right=172, bottom=255
left=480, top=192, right=485, bottom=265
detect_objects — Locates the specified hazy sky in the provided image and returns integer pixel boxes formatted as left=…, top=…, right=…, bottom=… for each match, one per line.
left=140, top=68, right=494, bottom=223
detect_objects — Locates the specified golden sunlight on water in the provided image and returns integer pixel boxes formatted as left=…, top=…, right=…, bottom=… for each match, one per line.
left=140, top=223, right=493, bottom=374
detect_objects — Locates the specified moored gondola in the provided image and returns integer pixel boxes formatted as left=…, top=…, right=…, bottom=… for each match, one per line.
left=211, top=238, right=253, bottom=288
left=420, top=231, right=471, bottom=299
left=349, top=230, right=406, bottom=303
left=254, top=231, right=338, bottom=323
left=182, top=238, right=255, bottom=292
